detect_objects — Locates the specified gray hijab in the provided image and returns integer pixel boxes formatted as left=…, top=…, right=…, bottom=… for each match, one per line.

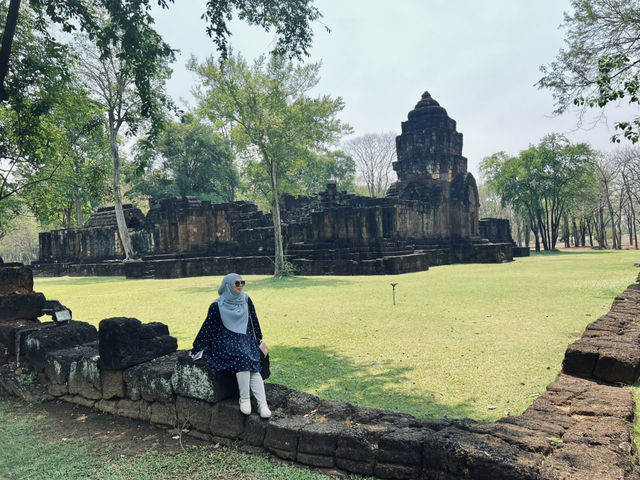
left=216, top=272, right=248, bottom=334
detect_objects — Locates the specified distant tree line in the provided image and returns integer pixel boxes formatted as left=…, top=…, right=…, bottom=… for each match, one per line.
left=480, top=135, right=640, bottom=252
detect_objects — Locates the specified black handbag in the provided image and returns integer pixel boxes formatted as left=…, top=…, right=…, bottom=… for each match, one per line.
left=249, top=311, right=270, bottom=380
left=259, top=350, right=271, bottom=380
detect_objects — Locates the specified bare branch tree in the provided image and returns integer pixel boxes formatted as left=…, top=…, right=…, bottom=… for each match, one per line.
left=595, top=154, right=622, bottom=249
left=343, top=132, right=397, bottom=197
left=609, top=146, right=640, bottom=248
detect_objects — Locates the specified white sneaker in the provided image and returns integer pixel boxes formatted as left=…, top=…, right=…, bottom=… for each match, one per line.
left=239, top=398, right=251, bottom=415
left=258, top=403, right=271, bottom=418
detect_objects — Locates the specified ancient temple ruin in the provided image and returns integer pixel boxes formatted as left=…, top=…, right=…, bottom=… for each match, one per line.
left=34, top=92, right=525, bottom=278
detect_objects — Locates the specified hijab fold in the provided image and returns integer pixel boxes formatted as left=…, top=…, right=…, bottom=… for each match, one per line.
left=216, top=273, right=249, bottom=334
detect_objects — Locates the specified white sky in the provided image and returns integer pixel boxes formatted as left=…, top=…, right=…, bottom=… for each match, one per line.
left=152, top=0, right=633, bottom=178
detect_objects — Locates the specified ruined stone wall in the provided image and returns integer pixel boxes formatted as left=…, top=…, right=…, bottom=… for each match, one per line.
left=34, top=92, right=515, bottom=276
left=388, top=92, right=480, bottom=242
left=7, top=315, right=637, bottom=480
left=38, top=193, right=493, bottom=266
left=39, top=228, right=124, bottom=262
left=37, top=200, right=277, bottom=265
left=145, top=197, right=238, bottom=254
left=392, top=203, right=440, bottom=240
left=38, top=205, right=148, bottom=263
left=480, top=218, right=514, bottom=244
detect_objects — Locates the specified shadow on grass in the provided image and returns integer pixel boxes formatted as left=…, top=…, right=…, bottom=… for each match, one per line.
left=529, top=249, right=626, bottom=256
left=36, top=276, right=126, bottom=286
left=269, top=344, right=478, bottom=420
left=248, top=276, right=351, bottom=291
left=176, top=276, right=350, bottom=295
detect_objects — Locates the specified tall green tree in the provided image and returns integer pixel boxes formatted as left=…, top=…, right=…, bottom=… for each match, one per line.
left=294, top=150, right=356, bottom=195
left=0, top=2, right=80, bottom=235
left=131, top=115, right=239, bottom=202
left=481, top=135, right=598, bottom=251
left=72, top=18, right=173, bottom=260
left=538, top=0, right=640, bottom=142
left=243, top=149, right=355, bottom=201
left=19, top=88, right=111, bottom=229
left=0, top=2, right=69, bottom=201
left=191, top=52, right=350, bottom=277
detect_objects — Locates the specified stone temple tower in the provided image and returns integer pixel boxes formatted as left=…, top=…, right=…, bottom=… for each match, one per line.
left=387, top=91, right=480, bottom=240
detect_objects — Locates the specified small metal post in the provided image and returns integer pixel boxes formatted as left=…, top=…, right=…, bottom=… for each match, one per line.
left=390, top=283, right=398, bottom=305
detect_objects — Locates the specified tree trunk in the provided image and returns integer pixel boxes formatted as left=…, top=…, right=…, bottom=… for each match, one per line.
left=617, top=219, right=623, bottom=250
left=598, top=208, right=608, bottom=249
left=516, top=218, right=523, bottom=246
left=626, top=209, right=633, bottom=247
left=531, top=223, right=540, bottom=252
left=524, top=224, right=530, bottom=248
left=537, top=214, right=549, bottom=251
left=269, top=160, right=285, bottom=277
left=73, top=159, right=84, bottom=228
left=605, top=195, right=618, bottom=249
left=586, top=218, right=593, bottom=247
left=621, top=172, right=637, bottom=248
left=627, top=197, right=638, bottom=249
left=63, top=204, right=72, bottom=229
left=563, top=215, right=570, bottom=248
left=0, top=0, right=20, bottom=102
left=75, top=186, right=84, bottom=228
left=109, top=123, right=136, bottom=260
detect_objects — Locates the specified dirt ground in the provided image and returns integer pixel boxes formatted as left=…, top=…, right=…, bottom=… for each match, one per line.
left=3, top=395, right=208, bottom=460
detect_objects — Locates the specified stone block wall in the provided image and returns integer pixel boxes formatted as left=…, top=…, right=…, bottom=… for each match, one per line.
left=34, top=91, right=521, bottom=278
left=0, top=263, right=34, bottom=294
left=33, top=261, right=126, bottom=277
left=479, top=217, right=513, bottom=244
left=2, top=263, right=639, bottom=479
left=39, top=228, right=124, bottom=262
left=562, top=275, right=640, bottom=384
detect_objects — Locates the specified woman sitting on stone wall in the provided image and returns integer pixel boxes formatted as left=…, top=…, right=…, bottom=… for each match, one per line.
left=190, top=272, right=271, bottom=418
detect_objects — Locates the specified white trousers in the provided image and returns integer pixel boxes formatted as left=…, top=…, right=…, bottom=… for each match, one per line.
left=236, top=371, right=267, bottom=405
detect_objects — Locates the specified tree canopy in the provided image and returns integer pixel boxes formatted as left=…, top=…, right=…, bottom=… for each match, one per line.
left=191, top=52, right=350, bottom=276
left=0, top=3, right=113, bottom=236
left=131, top=115, right=239, bottom=203
left=0, top=0, right=323, bottom=108
left=0, top=2, right=72, bottom=204
left=69, top=15, right=175, bottom=260
left=18, top=86, right=112, bottom=229
left=481, top=134, right=598, bottom=251
left=538, top=0, right=640, bottom=142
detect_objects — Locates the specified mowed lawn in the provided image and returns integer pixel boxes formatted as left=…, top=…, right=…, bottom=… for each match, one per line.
left=34, top=250, right=640, bottom=422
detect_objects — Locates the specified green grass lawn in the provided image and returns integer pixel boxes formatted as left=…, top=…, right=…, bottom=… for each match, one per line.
left=34, top=250, right=640, bottom=421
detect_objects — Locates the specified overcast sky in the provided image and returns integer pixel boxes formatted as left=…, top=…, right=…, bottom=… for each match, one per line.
left=152, top=1, right=631, bottom=178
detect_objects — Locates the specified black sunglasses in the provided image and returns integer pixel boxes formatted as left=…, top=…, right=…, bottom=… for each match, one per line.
left=234, top=280, right=246, bottom=287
